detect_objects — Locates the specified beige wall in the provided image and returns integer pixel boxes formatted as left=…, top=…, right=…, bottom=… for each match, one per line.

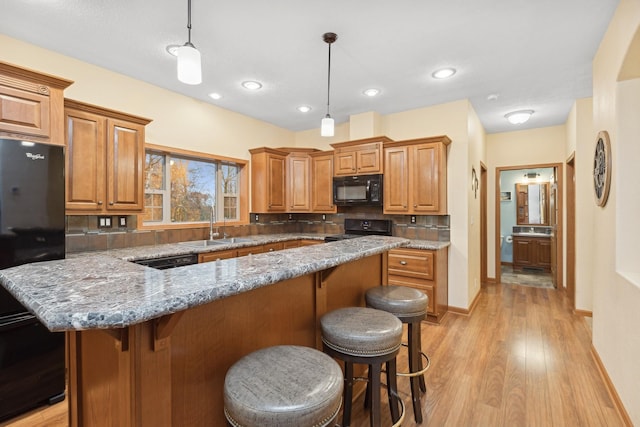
left=564, top=98, right=595, bottom=312
left=486, top=125, right=567, bottom=279
left=590, top=0, right=640, bottom=423
left=0, top=35, right=294, bottom=160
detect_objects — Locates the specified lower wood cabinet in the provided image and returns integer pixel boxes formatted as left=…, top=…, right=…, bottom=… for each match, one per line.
left=512, top=236, right=551, bottom=272
left=198, top=239, right=323, bottom=263
left=387, top=247, right=448, bottom=323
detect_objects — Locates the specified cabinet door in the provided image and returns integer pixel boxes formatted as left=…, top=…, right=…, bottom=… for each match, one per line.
left=356, top=144, right=382, bottom=174
left=65, top=109, right=105, bottom=211
left=106, top=119, right=145, bottom=211
left=199, top=250, right=236, bottom=263
left=287, top=154, right=310, bottom=211
left=0, top=85, right=50, bottom=139
left=512, top=238, right=534, bottom=268
left=334, top=151, right=357, bottom=175
left=267, top=154, right=287, bottom=212
left=236, top=245, right=264, bottom=258
left=311, top=153, right=336, bottom=212
left=537, top=238, right=552, bottom=269
left=412, top=143, right=440, bottom=213
left=263, top=242, right=285, bottom=253
left=383, top=146, right=409, bottom=213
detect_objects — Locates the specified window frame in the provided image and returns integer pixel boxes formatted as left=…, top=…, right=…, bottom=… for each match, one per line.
left=140, top=143, right=249, bottom=229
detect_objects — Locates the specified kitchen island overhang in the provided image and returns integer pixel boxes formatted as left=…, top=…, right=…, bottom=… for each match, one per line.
left=0, top=235, right=410, bottom=426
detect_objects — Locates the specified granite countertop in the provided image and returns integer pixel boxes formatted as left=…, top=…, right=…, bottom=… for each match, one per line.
left=0, top=236, right=411, bottom=332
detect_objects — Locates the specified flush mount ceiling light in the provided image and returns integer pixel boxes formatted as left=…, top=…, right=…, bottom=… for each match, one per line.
left=297, top=105, right=312, bottom=113
left=241, top=80, right=262, bottom=90
left=432, top=67, right=457, bottom=79
left=363, top=88, right=380, bottom=97
left=321, top=32, right=337, bottom=137
left=505, top=109, right=534, bottom=124
left=176, top=0, right=202, bottom=85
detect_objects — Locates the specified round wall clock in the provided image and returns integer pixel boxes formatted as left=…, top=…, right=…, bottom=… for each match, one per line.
left=593, top=130, right=611, bottom=207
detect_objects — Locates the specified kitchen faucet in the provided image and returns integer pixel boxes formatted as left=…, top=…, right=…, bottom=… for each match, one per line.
left=209, top=205, right=219, bottom=240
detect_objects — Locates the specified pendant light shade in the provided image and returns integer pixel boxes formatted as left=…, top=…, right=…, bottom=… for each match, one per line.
left=177, top=0, right=202, bottom=85
left=321, top=32, right=337, bottom=137
left=321, top=115, right=334, bottom=137
left=177, top=43, right=202, bottom=85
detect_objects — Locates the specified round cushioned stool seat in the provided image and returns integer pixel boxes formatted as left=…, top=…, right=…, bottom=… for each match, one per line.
left=321, top=307, right=403, bottom=357
left=224, top=345, right=343, bottom=427
left=365, top=286, right=428, bottom=320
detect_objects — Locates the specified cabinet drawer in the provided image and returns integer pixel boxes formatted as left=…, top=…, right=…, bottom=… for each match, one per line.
left=388, top=275, right=434, bottom=314
left=236, top=245, right=264, bottom=258
left=198, top=250, right=236, bottom=263
left=388, top=249, right=433, bottom=280
left=263, top=242, right=284, bottom=253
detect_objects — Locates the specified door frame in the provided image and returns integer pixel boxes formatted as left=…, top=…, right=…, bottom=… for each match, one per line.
left=495, top=163, right=563, bottom=286
left=566, top=153, right=576, bottom=305
left=480, top=162, right=488, bottom=284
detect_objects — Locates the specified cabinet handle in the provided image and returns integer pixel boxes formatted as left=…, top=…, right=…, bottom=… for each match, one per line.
left=414, top=204, right=417, bottom=208
left=269, top=248, right=274, bottom=252
left=400, top=261, right=407, bottom=265
left=403, top=205, right=407, bottom=208
left=98, top=201, right=103, bottom=205
left=109, top=202, right=114, bottom=206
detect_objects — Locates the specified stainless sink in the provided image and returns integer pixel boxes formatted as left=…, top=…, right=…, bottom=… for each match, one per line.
left=179, top=238, right=254, bottom=247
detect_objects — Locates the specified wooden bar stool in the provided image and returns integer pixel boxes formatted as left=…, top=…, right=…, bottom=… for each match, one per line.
left=223, top=345, right=343, bottom=427
left=366, top=285, right=431, bottom=424
left=320, top=306, right=405, bottom=427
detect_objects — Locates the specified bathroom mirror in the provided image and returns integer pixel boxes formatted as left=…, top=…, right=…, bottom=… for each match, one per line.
left=516, top=182, right=549, bottom=225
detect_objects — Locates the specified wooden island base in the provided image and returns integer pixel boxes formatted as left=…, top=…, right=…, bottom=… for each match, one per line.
left=66, top=254, right=385, bottom=426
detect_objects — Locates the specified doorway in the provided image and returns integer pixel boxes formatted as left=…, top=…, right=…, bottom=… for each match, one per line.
left=495, top=163, right=563, bottom=288
left=566, top=153, right=576, bottom=305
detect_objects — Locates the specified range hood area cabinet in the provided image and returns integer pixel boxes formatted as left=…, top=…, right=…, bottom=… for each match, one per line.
left=383, top=136, right=451, bottom=215
left=64, top=99, right=151, bottom=213
left=0, top=61, right=73, bottom=145
left=330, top=136, right=392, bottom=176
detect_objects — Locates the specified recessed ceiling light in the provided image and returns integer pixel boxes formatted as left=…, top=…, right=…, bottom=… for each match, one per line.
left=432, top=67, right=457, bottom=79
left=208, top=92, right=222, bottom=100
left=487, top=94, right=499, bottom=101
left=241, top=81, right=262, bottom=90
left=505, top=110, right=534, bottom=124
left=363, top=88, right=380, bottom=97
left=297, top=105, right=312, bottom=113
left=166, top=44, right=180, bottom=57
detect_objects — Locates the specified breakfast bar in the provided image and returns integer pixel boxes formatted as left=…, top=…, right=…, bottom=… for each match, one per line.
left=0, top=236, right=410, bottom=426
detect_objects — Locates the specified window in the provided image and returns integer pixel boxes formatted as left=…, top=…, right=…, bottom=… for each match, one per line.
left=142, top=147, right=245, bottom=226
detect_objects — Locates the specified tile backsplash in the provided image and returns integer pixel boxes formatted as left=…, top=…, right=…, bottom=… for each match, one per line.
left=65, top=212, right=450, bottom=253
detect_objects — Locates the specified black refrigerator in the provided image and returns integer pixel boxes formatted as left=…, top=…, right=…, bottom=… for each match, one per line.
left=0, top=138, right=66, bottom=421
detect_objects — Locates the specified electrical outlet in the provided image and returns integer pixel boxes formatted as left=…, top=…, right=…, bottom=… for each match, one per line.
left=98, top=216, right=112, bottom=229
left=288, top=214, right=293, bottom=221
left=118, top=216, right=127, bottom=228
left=322, top=214, right=326, bottom=221
left=254, top=214, right=259, bottom=222
left=410, top=215, right=416, bottom=224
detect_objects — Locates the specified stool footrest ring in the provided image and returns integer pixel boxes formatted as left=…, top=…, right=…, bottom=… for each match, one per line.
left=397, top=350, right=431, bottom=378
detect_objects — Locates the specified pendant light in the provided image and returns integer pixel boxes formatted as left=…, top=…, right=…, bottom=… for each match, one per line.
left=321, top=32, right=337, bottom=137
left=177, top=0, right=202, bottom=85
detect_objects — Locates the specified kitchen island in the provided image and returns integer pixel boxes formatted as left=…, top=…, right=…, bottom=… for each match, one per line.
left=0, top=235, right=411, bottom=426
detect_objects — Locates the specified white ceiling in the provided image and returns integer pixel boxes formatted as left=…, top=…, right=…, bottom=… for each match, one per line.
left=1, top=0, right=619, bottom=134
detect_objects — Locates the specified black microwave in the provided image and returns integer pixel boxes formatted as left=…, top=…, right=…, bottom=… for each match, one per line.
left=333, top=174, right=383, bottom=206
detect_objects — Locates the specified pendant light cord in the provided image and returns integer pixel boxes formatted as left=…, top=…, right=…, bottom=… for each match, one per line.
left=186, top=0, right=193, bottom=45
left=326, top=41, right=332, bottom=116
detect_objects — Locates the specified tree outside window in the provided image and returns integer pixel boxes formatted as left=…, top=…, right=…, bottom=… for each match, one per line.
left=143, top=151, right=240, bottom=225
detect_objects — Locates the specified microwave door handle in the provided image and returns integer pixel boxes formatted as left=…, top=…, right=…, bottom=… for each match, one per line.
left=366, top=180, right=371, bottom=199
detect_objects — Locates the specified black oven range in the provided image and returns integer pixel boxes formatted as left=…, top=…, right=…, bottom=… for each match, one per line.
left=324, top=218, right=392, bottom=242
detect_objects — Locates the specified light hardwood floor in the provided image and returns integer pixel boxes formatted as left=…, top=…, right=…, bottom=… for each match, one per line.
left=0, top=282, right=626, bottom=427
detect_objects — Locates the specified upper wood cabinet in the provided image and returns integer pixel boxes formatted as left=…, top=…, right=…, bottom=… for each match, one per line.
left=249, top=147, right=287, bottom=213
left=286, top=151, right=312, bottom=212
left=330, top=137, right=392, bottom=176
left=309, top=151, right=336, bottom=213
left=64, top=99, right=151, bottom=213
left=383, top=136, right=451, bottom=215
left=0, top=62, right=72, bottom=145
